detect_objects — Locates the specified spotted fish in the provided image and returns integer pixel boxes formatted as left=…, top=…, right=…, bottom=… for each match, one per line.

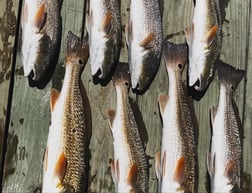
left=125, top=0, right=163, bottom=93
left=42, top=31, right=91, bottom=193
left=86, top=0, right=122, bottom=80
left=207, top=61, right=245, bottom=193
left=155, top=41, right=198, bottom=193
left=106, top=63, right=149, bottom=193
left=21, top=0, right=61, bottom=81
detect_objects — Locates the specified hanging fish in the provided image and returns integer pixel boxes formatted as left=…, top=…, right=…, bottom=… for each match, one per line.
left=126, top=0, right=163, bottom=94
left=155, top=41, right=198, bottom=193
left=207, top=61, right=245, bottom=193
left=106, top=63, right=149, bottom=193
left=21, top=0, right=62, bottom=81
left=42, top=31, right=91, bottom=193
left=185, top=0, right=224, bottom=91
left=86, top=0, right=122, bottom=80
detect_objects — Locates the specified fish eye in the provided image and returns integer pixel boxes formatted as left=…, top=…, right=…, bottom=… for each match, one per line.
left=78, top=59, right=83, bottom=65
left=178, top=63, right=183, bottom=69
left=230, top=85, right=234, bottom=91
left=125, top=81, right=129, bottom=87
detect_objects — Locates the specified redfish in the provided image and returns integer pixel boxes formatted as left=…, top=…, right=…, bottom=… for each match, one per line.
left=21, top=0, right=61, bottom=81
left=42, top=31, right=91, bottom=193
left=155, top=41, right=198, bottom=193
left=86, top=0, right=122, bottom=80
left=106, top=63, right=149, bottom=193
left=126, top=0, right=163, bottom=93
left=207, top=61, right=245, bottom=193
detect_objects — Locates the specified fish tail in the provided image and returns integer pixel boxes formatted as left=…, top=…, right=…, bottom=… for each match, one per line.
left=216, top=61, right=245, bottom=90
left=112, top=62, right=131, bottom=86
left=66, top=31, right=89, bottom=64
left=162, top=40, right=188, bottom=69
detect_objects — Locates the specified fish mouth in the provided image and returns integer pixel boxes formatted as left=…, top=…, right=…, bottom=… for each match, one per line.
left=189, top=74, right=204, bottom=91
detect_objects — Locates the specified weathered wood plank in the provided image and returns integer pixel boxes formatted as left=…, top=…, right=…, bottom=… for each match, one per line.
left=1, top=0, right=252, bottom=192
left=0, top=0, right=19, bottom=190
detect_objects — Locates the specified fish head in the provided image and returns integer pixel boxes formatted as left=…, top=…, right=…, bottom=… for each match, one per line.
left=22, top=28, right=52, bottom=81
left=129, top=43, right=160, bottom=94
left=188, top=42, right=215, bottom=91
left=65, top=31, right=89, bottom=71
left=112, top=62, right=130, bottom=90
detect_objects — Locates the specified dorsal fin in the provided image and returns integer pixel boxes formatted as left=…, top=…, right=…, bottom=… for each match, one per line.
left=53, top=153, right=67, bottom=183
left=158, top=94, right=169, bottom=117
left=100, top=11, right=112, bottom=35
left=127, top=163, right=138, bottom=187
left=106, top=109, right=116, bottom=129
left=173, top=157, right=185, bottom=184
left=204, top=25, right=218, bottom=45
left=34, top=3, right=46, bottom=32
left=50, top=89, right=60, bottom=112
left=139, top=32, right=155, bottom=48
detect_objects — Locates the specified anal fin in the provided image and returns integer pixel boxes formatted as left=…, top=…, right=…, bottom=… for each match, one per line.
left=106, top=109, right=116, bottom=129
left=50, top=89, right=60, bottom=112
left=158, top=94, right=169, bottom=117
left=155, top=151, right=161, bottom=180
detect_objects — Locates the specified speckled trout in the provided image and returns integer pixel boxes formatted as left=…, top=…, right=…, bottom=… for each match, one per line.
left=185, top=0, right=225, bottom=91
left=42, top=31, right=91, bottom=193
left=155, top=41, right=198, bottom=193
left=21, top=0, right=61, bottom=81
left=86, top=0, right=122, bottom=79
left=106, top=63, right=148, bottom=193
left=207, top=61, right=245, bottom=193
left=126, top=0, right=163, bottom=93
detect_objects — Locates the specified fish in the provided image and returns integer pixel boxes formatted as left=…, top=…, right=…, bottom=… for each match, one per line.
left=86, top=0, right=122, bottom=80
left=42, top=31, right=91, bottom=193
left=185, top=0, right=224, bottom=91
left=106, top=62, right=149, bottom=193
left=125, top=0, right=163, bottom=94
left=207, top=61, right=245, bottom=193
left=155, top=41, right=198, bottom=193
left=21, top=0, right=62, bottom=81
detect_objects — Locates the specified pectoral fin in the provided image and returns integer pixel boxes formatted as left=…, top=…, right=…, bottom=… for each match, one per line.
left=139, top=32, right=155, bottom=48
left=34, top=4, right=46, bottom=32
left=50, top=89, right=60, bottom=112
left=155, top=151, right=161, bottom=180
left=100, top=12, right=113, bottom=35
left=158, top=94, right=169, bottom=117
left=204, top=25, right=218, bottom=46
left=54, top=153, right=67, bottom=184
left=173, top=157, right=185, bottom=184
left=162, top=151, right=167, bottom=177
left=210, top=106, right=218, bottom=126
left=224, top=160, right=235, bottom=180
left=207, top=151, right=216, bottom=177
left=127, top=163, right=138, bottom=188
left=106, top=109, right=116, bottom=129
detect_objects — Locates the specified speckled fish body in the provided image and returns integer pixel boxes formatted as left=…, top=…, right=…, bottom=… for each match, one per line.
left=21, top=0, right=61, bottom=81
left=207, top=61, right=244, bottom=193
left=126, top=0, right=163, bottom=93
left=106, top=63, right=148, bottom=193
left=86, top=0, right=122, bottom=79
left=155, top=41, right=198, bottom=193
left=42, top=32, right=91, bottom=193
left=185, top=0, right=223, bottom=91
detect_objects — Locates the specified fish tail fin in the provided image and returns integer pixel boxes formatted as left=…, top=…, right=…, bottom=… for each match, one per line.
left=216, top=61, right=245, bottom=90
left=66, top=31, right=89, bottom=66
left=162, top=40, right=188, bottom=70
left=112, top=62, right=130, bottom=86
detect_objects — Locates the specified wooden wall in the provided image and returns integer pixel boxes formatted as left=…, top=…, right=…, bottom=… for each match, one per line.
left=0, top=0, right=251, bottom=192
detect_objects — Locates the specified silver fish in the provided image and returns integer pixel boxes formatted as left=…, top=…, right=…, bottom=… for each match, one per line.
left=21, top=0, right=61, bottom=81
left=86, top=0, right=122, bottom=79
left=126, top=0, right=163, bottom=93
left=106, top=63, right=148, bottom=193
left=185, top=0, right=224, bottom=91
left=155, top=41, right=198, bottom=193
left=207, top=61, right=245, bottom=193
left=42, top=31, right=91, bottom=193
